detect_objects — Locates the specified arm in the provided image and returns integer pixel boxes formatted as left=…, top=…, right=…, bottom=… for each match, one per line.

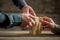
left=0, top=13, right=22, bottom=28
left=0, top=12, right=35, bottom=28
left=53, top=24, right=60, bottom=35
left=12, top=0, right=36, bottom=16
left=40, top=17, right=60, bottom=35
left=12, top=0, right=27, bottom=9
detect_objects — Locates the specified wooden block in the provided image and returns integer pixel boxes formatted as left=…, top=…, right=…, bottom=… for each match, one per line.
left=30, top=17, right=42, bottom=35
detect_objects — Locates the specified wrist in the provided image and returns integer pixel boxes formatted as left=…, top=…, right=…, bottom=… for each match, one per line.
left=49, top=23, right=57, bottom=32
left=22, top=5, right=28, bottom=10
left=20, top=14, right=27, bottom=27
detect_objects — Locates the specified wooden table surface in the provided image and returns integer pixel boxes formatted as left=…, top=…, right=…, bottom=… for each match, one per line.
left=0, top=31, right=60, bottom=40
left=0, top=31, right=59, bottom=37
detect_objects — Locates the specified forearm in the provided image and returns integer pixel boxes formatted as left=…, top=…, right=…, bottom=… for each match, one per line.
left=53, top=24, right=60, bottom=35
left=0, top=13, right=22, bottom=28
left=12, top=0, right=27, bottom=9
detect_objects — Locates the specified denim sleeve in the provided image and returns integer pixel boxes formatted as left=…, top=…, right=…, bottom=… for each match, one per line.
left=12, top=0, right=27, bottom=9
left=0, top=13, right=22, bottom=28
left=53, top=24, right=60, bottom=35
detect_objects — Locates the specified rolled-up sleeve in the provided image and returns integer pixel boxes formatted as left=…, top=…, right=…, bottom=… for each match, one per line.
left=12, top=0, right=27, bottom=9
left=0, top=13, right=22, bottom=28
left=53, top=24, right=60, bottom=35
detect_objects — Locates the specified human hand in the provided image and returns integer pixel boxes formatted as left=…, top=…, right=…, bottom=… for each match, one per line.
left=20, top=13, right=35, bottom=28
left=40, top=16, right=55, bottom=31
left=20, top=5, right=37, bottom=28
left=22, top=5, right=36, bottom=16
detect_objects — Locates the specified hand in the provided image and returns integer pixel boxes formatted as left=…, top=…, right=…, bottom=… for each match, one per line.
left=20, top=5, right=36, bottom=28
left=22, top=5, right=36, bottom=16
left=20, top=13, right=35, bottom=28
left=40, top=16, right=55, bottom=32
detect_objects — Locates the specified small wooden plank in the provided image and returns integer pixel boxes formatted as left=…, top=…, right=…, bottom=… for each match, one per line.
left=0, top=31, right=60, bottom=37
left=0, top=31, right=54, bottom=35
left=0, top=37, right=60, bottom=40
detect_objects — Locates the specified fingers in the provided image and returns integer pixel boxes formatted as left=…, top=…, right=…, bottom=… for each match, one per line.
left=41, top=19, right=55, bottom=32
left=43, top=17, right=55, bottom=24
left=29, top=14, right=36, bottom=19
left=28, top=17, right=35, bottom=25
left=28, top=14, right=36, bottom=27
left=48, top=18, right=55, bottom=23
left=41, top=19, right=50, bottom=24
left=29, top=22, right=33, bottom=27
left=29, top=6, right=36, bottom=16
left=40, top=16, right=54, bottom=23
left=28, top=5, right=36, bottom=16
left=40, top=16, right=56, bottom=28
left=22, top=5, right=36, bottom=16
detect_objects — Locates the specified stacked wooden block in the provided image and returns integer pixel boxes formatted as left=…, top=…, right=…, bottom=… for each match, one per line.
left=30, top=17, right=42, bottom=35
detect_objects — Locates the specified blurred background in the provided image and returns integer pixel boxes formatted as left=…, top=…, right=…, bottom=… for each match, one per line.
left=0, top=0, right=60, bottom=31
left=0, top=0, right=60, bottom=40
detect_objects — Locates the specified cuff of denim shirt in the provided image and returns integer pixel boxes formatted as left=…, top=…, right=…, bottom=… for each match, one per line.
left=10, top=14, right=22, bottom=26
left=6, top=13, right=22, bottom=28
